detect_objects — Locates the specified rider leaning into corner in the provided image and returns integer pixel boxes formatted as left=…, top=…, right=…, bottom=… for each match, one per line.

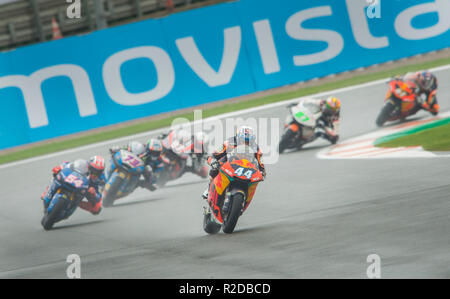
left=40, top=157, right=106, bottom=215
left=403, top=71, right=439, bottom=116
left=109, top=141, right=157, bottom=191
left=201, top=126, right=266, bottom=208
left=158, top=128, right=211, bottom=177
left=293, top=96, right=341, bottom=144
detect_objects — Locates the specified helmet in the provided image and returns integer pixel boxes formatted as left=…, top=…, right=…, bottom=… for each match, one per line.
left=71, top=159, right=89, bottom=177
left=88, top=155, right=105, bottom=178
left=146, top=138, right=163, bottom=158
left=127, top=141, right=146, bottom=158
left=416, top=71, right=436, bottom=93
left=236, top=126, right=256, bottom=145
left=323, top=97, right=341, bottom=115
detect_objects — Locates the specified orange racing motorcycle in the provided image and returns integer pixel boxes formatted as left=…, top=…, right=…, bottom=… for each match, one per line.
left=203, top=145, right=264, bottom=234
left=376, top=78, right=438, bottom=127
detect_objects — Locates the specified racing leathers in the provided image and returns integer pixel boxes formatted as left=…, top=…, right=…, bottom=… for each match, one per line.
left=202, top=136, right=266, bottom=202
left=299, top=98, right=340, bottom=144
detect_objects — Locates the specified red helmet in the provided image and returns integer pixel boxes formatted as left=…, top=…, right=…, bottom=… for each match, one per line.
left=88, top=155, right=105, bottom=178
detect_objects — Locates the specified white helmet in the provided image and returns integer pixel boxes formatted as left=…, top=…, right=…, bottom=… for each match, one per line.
left=71, top=159, right=89, bottom=176
left=127, top=141, right=146, bottom=157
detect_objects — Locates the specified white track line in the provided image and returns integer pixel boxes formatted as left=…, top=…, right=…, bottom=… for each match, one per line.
left=1, top=64, right=450, bottom=169
left=317, top=111, right=450, bottom=159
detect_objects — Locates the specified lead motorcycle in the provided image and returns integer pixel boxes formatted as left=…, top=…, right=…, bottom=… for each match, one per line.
left=375, top=78, right=438, bottom=127
left=203, top=145, right=264, bottom=234
left=278, top=100, right=323, bottom=153
left=41, top=165, right=90, bottom=230
left=102, top=149, right=146, bottom=207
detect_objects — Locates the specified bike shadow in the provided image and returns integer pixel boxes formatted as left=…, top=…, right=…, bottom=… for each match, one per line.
left=53, top=219, right=107, bottom=230
left=380, top=116, right=424, bottom=128
left=163, top=179, right=208, bottom=189
left=111, top=197, right=165, bottom=208
left=281, top=144, right=328, bottom=155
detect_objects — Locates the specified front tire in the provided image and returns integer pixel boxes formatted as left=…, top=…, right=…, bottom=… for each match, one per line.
left=203, top=213, right=221, bottom=234
left=376, top=102, right=395, bottom=127
left=279, top=128, right=295, bottom=154
left=222, top=193, right=245, bottom=234
left=41, top=196, right=67, bottom=230
left=102, top=174, right=125, bottom=207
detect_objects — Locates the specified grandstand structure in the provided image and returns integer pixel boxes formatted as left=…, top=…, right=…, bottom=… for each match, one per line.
left=0, top=0, right=226, bottom=51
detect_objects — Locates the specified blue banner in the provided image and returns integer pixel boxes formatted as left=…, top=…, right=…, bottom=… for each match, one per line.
left=0, top=0, right=449, bottom=149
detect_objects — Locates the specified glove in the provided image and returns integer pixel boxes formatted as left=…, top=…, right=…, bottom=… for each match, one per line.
left=211, top=160, right=220, bottom=170
left=87, top=187, right=97, bottom=199
left=416, top=93, right=427, bottom=106
left=52, top=165, right=62, bottom=177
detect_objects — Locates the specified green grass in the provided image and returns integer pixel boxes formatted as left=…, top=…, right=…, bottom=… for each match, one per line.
left=377, top=123, right=450, bottom=151
left=1, top=56, right=450, bottom=165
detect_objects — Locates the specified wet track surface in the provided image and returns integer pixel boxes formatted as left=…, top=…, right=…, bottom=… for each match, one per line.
left=0, top=68, right=449, bottom=278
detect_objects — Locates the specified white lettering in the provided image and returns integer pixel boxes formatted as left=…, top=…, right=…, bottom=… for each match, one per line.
left=102, top=46, right=175, bottom=105
left=285, top=6, right=344, bottom=66
left=176, top=26, right=241, bottom=87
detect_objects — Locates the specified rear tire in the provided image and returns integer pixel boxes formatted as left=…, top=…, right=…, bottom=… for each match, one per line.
left=222, top=193, right=245, bottom=234
left=203, top=213, right=221, bottom=234
left=102, top=174, right=125, bottom=207
left=41, top=196, right=67, bottom=231
left=376, top=102, right=395, bottom=127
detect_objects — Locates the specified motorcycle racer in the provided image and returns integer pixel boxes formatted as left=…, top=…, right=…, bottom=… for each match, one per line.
left=109, top=141, right=156, bottom=191
left=403, top=71, right=439, bottom=115
left=291, top=97, right=341, bottom=144
left=202, top=126, right=266, bottom=202
left=40, top=158, right=105, bottom=215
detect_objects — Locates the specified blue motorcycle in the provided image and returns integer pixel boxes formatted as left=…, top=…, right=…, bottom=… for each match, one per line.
left=102, top=150, right=145, bottom=207
left=41, top=167, right=89, bottom=230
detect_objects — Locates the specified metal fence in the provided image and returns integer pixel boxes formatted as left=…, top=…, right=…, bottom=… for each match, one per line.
left=0, top=0, right=223, bottom=51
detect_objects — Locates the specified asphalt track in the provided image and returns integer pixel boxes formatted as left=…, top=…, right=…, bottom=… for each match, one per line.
left=1, top=68, right=450, bottom=279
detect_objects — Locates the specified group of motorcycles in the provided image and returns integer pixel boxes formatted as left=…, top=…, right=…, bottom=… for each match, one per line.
left=41, top=73, right=440, bottom=234
left=41, top=130, right=209, bottom=230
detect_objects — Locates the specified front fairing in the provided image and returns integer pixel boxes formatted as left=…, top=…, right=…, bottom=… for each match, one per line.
left=114, top=150, right=145, bottom=174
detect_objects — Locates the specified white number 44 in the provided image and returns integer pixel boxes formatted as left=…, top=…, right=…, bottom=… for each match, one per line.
left=234, top=167, right=253, bottom=179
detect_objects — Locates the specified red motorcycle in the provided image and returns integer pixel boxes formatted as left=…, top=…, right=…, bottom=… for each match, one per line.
left=157, top=131, right=208, bottom=187
left=203, top=146, right=264, bottom=234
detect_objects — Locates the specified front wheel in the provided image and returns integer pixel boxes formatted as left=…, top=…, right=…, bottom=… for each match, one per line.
left=41, top=196, right=67, bottom=230
left=102, top=173, right=125, bottom=207
left=376, top=102, right=396, bottom=127
left=222, top=193, right=245, bottom=234
left=279, top=128, right=296, bottom=154
left=203, top=212, right=221, bottom=234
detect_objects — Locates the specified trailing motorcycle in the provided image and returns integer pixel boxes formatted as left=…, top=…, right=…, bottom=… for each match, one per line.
left=41, top=166, right=89, bottom=230
left=278, top=101, right=323, bottom=153
left=157, top=132, right=208, bottom=187
left=102, top=149, right=146, bottom=207
left=375, top=78, right=436, bottom=127
left=203, top=145, right=264, bottom=234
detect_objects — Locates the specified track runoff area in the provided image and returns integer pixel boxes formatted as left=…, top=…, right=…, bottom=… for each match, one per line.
left=0, top=65, right=450, bottom=285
